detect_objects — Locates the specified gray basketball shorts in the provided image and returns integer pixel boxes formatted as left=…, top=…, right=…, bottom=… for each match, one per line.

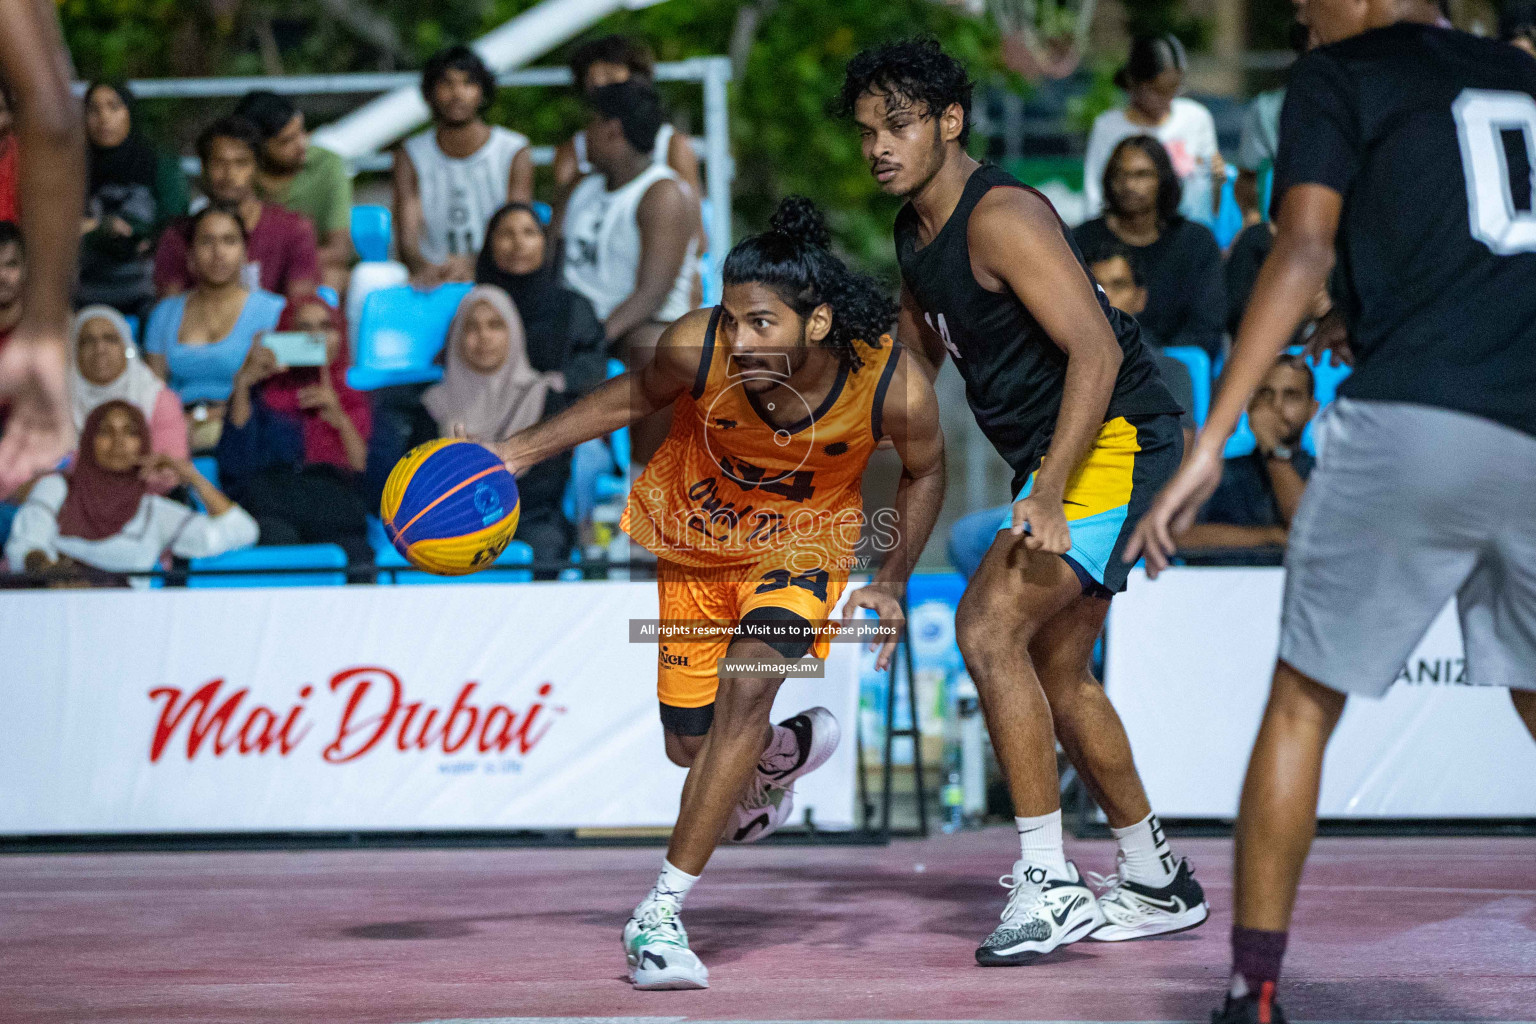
left=1279, top=398, right=1536, bottom=698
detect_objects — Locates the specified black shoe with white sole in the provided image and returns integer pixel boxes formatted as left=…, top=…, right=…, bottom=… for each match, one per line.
left=975, top=861, right=1106, bottom=966
left=1087, top=856, right=1209, bottom=941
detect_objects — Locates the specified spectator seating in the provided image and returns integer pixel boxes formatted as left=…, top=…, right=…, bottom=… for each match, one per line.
left=187, top=543, right=350, bottom=588
left=1160, top=345, right=1212, bottom=426
left=347, top=282, right=472, bottom=391
left=562, top=358, right=631, bottom=523
left=345, top=205, right=409, bottom=353
left=374, top=538, right=535, bottom=584
left=316, top=284, right=341, bottom=308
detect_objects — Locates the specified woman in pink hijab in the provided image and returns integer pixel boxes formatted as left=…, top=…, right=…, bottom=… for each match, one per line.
left=424, top=285, right=573, bottom=575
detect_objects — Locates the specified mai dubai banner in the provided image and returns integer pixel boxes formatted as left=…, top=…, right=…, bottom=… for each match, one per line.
left=0, top=583, right=858, bottom=835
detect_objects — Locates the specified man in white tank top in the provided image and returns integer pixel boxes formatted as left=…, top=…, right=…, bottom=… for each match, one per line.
left=393, top=45, right=532, bottom=287
left=563, top=81, right=700, bottom=337
left=553, top=36, right=702, bottom=200
left=562, top=80, right=701, bottom=467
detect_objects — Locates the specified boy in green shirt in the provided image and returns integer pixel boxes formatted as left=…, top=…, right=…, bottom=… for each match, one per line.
left=235, top=90, right=353, bottom=293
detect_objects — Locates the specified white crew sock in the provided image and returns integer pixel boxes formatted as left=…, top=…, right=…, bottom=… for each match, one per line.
left=1111, top=811, right=1178, bottom=887
left=1014, top=809, right=1069, bottom=878
left=638, top=858, right=699, bottom=912
left=757, top=723, right=798, bottom=773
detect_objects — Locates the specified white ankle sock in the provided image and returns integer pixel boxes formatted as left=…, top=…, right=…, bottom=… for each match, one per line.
left=641, top=858, right=699, bottom=909
left=1014, top=809, right=1069, bottom=878
left=757, top=723, right=798, bottom=772
left=1111, top=812, right=1178, bottom=887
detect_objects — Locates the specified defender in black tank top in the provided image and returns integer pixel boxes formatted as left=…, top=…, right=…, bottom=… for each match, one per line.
left=896, top=163, right=1180, bottom=485
left=840, top=37, right=1206, bottom=971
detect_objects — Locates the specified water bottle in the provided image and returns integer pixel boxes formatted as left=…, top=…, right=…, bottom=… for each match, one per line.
left=942, top=770, right=964, bottom=833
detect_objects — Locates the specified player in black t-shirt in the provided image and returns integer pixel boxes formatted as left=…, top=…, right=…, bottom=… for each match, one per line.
left=837, top=39, right=1206, bottom=967
left=1129, top=2, right=1536, bottom=1021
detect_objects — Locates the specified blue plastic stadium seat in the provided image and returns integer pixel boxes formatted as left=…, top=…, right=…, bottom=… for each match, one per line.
left=192, top=456, right=219, bottom=490
left=124, top=314, right=141, bottom=343
left=316, top=284, right=341, bottom=309
left=376, top=538, right=534, bottom=584
left=1159, top=345, right=1212, bottom=427
left=347, top=282, right=473, bottom=391
left=531, top=201, right=552, bottom=226
left=350, top=205, right=392, bottom=263
left=188, top=543, right=349, bottom=588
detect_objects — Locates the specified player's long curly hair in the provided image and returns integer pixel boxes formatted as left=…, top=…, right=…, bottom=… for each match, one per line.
left=721, top=196, right=898, bottom=373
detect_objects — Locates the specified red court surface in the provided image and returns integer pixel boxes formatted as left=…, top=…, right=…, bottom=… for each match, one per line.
left=2, top=829, right=1533, bottom=1023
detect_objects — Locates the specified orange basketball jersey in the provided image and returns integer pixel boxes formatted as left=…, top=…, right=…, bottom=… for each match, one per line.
left=622, top=307, right=901, bottom=570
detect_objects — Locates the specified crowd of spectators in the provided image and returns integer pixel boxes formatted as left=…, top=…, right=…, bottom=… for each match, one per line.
left=5, top=19, right=1476, bottom=584
left=0, top=33, right=702, bottom=585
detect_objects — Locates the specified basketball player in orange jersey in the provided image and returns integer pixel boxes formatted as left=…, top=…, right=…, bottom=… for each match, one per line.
left=492, top=196, right=945, bottom=989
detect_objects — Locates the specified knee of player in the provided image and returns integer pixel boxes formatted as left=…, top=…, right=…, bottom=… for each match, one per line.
left=664, top=730, right=706, bottom=767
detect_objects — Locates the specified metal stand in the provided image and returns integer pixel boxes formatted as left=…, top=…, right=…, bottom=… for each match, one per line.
left=878, top=593, right=929, bottom=838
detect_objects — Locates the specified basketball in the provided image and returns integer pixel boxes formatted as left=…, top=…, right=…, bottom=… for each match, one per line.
left=380, top=439, right=520, bottom=575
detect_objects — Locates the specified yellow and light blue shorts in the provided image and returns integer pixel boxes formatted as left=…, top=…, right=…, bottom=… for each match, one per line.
left=1000, top=413, right=1183, bottom=596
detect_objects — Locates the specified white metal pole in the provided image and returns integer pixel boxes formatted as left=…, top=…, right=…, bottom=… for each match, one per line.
left=311, top=0, right=647, bottom=159
left=700, top=56, right=734, bottom=286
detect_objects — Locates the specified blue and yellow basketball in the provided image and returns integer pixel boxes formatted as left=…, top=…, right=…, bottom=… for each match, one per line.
left=381, top=439, right=520, bottom=575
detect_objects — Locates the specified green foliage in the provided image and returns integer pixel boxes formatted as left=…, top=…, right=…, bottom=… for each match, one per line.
left=1121, top=0, right=1210, bottom=50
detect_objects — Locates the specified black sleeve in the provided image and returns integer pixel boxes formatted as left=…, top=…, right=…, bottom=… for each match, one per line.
left=1159, top=223, right=1227, bottom=361
left=562, top=292, right=608, bottom=397
left=1272, top=51, right=1360, bottom=209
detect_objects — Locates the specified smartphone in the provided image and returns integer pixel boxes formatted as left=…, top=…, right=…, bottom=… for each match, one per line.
left=261, top=331, right=328, bottom=368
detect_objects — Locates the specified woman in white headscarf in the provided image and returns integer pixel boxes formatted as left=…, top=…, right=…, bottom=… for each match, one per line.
left=423, top=285, right=573, bottom=574
left=71, top=305, right=188, bottom=492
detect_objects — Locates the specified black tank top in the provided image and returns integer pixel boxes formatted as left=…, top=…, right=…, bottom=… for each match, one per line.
left=895, top=163, right=1181, bottom=480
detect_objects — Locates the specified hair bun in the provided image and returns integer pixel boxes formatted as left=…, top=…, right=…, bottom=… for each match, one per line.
left=769, top=195, right=831, bottom=251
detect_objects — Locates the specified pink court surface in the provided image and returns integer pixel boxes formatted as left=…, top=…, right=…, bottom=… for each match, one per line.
left=2, top=828, right=1533, bottom=1023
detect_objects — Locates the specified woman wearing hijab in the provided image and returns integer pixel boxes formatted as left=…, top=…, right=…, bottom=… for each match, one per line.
left=216, top=296, right=373, bottom=565
left=5, top=400, right=256, bottom=583
left=424, top=284, right=574, bottom=574
left=71, top=306, right=188, bottom=486
left=78, top=82, right=189, bottom=316
left=477, top=202, right=606, bottom=397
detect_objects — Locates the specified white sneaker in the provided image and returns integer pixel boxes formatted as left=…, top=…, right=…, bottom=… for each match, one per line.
left=1086, top=853, right=1209, bottom=941
left=623, top=900, right=708, bottom=990
left=974, top=860, right=1106, bottom=966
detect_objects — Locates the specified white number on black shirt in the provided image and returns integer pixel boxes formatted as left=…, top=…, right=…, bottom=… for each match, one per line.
left=1453, top=89, right=1536, bottom=255
left=924, top=311, right=962, bottom=361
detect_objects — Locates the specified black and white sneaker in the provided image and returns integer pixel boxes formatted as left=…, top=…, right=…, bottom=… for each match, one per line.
left=975, top=860, right=1106, bottom=966
left=1212, top=987, right=1287, bottom=1024
left=758, top=706, right=840, bottom=787
left=1087, top=854, right=1209, bottom=941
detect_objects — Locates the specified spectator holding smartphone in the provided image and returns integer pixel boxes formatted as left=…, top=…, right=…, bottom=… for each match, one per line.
left=216, top=297, right=372, bottom=565
left=5, top=399, right=256, bottom=582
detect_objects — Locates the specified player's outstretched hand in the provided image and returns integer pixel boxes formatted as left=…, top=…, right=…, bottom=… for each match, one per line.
left=1010, top=493, right=1070, bottom=554
left=840, top=583, right=904, bottom=672
left=1123, top=444, right=1224, bottom=579
left=0, top=330, right=74, bottom=499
